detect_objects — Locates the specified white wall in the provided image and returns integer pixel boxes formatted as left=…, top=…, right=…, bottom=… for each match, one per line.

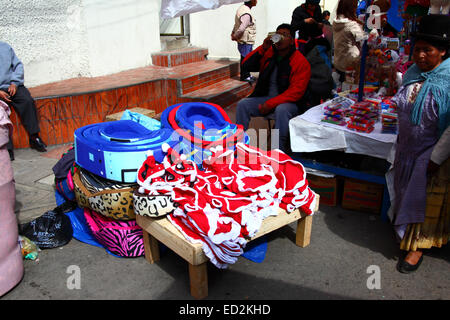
left=189, top=0, right=339, bottom=60
left=0, top=0, right=89, bottom=87
left=0, top=0, right=161, bottom=87
left=83, top=0, right=161, bottom=77
left=0, top=0, right=340, bottom=87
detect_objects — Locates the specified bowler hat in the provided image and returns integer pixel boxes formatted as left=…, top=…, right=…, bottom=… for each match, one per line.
left=412, top=14, right=450, bottom=44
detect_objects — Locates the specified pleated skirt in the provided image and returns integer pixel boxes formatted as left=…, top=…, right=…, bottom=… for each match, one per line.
left=400, top=159, right=450, bottom=251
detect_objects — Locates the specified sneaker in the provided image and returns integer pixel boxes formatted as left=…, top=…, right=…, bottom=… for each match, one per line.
left=29, top=136, right=47, bottom=152
left=243, top=75, right=256, bottom=84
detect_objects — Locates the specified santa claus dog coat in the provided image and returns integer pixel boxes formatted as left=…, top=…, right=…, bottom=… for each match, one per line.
left=136, top=143, right=317, bottom=268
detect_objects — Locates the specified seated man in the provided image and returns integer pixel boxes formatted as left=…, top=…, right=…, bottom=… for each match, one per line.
left=235, top=23, right=311, bottom=154
left=0, top=41, right=47, bottom=160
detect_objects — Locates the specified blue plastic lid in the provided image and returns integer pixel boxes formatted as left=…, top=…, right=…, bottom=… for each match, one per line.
left=99, top=120, right=151, bottom=142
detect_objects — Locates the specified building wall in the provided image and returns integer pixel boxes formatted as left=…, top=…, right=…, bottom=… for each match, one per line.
left=0, top=0, right=339, bottom=88
left=189, top=0, right=339, bottom=60
left=0, top=0, right=88, bottom=87
left=83, top=0, right=161, bottom=77
left=0, top=0, right=161, bottom=87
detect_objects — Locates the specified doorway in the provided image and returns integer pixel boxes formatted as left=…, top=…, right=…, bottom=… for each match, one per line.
left=160, top=15, right=190, bottom=51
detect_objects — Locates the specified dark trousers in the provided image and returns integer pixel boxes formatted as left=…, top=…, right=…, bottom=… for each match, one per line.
left=337, top=69, right=346, bottom=83
left=240, top=55, right=251, bottom=80
left=238, top=43, right=253, bottom=80
left=2, top=85, right=40, bottom=150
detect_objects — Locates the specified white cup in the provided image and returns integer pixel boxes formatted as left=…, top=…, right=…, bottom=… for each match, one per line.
left=271, top=34, right=282, bottom=44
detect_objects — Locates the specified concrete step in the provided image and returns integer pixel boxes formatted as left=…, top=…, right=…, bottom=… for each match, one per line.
left=171, top=59, right=240, bottom=95
left=16, top=57, right=252, bottom=149
left=181, top=77, right=253, bottom=109
left=160, top=36, right=190, bottom=51
left=152, top=46, right=208, bottom=67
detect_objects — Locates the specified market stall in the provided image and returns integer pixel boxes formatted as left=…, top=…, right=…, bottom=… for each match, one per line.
left=289, top=96, right=396, bottom=221
left=289, top=97, right=396, bottom=160
left=286, top=0, right=429, bottom=220
left=37, top=102, right=320, bottom=299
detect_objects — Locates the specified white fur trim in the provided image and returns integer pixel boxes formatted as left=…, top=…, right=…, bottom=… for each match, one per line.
left=161, top=143, right=170, bottom=153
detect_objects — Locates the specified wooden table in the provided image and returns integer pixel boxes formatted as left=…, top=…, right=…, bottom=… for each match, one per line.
left=136, top=194, right=319, bottom=299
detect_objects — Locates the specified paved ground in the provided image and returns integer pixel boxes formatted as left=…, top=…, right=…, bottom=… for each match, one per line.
left=2, top=145, right=450, bottom=301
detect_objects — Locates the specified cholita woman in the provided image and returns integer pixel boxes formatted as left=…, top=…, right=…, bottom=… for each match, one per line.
left=391, top=14, right=450, bottom=273
left=0, top=99, right=24, bottom=296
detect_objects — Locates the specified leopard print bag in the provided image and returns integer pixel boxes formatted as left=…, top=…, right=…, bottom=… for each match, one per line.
left=73, top=168, right=137, bottom=221
left=132, top=189, right=177, bottom=218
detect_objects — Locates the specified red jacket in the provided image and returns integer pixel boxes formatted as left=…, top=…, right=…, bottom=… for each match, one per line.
left=242, top=45, right=311, bottom=111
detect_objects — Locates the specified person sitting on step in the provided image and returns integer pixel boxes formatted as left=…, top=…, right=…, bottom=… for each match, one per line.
left=0, top=41, right=47, bottom=160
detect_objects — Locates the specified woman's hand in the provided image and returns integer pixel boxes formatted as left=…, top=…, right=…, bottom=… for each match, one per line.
left=0, top=90, right=11, bottom=103
left=8, top=84, right=17, bottom=97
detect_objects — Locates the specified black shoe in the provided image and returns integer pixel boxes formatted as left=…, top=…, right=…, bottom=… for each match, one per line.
left=397, top=254, right=423, bottom=274
left=29, top=136, right=47, bottom=152
left=8, top=149, right=14, bottom=161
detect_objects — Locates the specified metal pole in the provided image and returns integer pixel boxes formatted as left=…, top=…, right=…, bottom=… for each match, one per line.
left=357, top=0, right=373, bottom=102
left=358, top=40, right=368, bottom=102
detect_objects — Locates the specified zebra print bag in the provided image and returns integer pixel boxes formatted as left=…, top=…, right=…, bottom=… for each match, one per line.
left=83, top=208, right=144, bottom=257
left=73, top=168, right=137, bottom=221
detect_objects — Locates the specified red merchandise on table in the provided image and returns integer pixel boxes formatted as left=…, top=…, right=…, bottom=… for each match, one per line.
left=136, top=143, right=318, bottom=268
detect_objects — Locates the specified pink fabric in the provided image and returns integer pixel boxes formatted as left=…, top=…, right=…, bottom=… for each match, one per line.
left=83, top=209, right=144, bottom=257
left=0, top=101, right=23, bottom=296
left=0, top=100, right=12, bottom=148
left=67, top=170, right=74, bottom=190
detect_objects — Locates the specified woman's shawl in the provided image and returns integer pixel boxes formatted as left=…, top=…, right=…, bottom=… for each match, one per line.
left=401, top=58, right=450, bottom=137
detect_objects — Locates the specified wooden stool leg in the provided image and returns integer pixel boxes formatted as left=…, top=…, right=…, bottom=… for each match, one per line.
left=188, top=262, right=208, bottom=299
left=142, top=231, right=160, bottom=263
left=296, top=215, right=313, bottom=247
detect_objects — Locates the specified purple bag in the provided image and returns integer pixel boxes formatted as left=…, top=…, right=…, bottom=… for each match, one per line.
left=83, top=208, right=144, bottom=257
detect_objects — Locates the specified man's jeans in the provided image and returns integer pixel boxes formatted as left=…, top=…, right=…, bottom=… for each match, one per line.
left=235, top=96, right=299, bottom=153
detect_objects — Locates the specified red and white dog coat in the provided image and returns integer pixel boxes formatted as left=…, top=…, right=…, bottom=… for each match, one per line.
left=137, top=143, right=317, bottom=268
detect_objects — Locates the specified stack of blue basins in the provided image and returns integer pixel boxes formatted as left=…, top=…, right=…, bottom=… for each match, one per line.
left=160, top=102, right=249, bottom=166
left=74, top=120, right=177, bottom=183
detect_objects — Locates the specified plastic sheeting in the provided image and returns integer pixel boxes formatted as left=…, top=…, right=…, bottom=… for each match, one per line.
left=386, top=0, right=404, bottom=31
left=161, top=0, right=243, bottom=19
left=120, top=109, right=161, bottom=131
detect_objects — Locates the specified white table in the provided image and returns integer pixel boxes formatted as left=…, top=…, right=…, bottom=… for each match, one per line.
left=289, top=101, right=397, bottom=221
left=289, top=101, right=397, bottom=161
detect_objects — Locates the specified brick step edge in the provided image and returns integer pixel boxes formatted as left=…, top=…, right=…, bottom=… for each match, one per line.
left=181, top=78, right=253, bottom=108
left=177, top=62, right=240, bottom=96
left=152, top=47, right=209, bottom=67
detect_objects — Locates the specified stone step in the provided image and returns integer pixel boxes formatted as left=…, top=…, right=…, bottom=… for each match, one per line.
left=152, top=47, right=208, bottom=67
left=160, top=36, right=190, bottom=51
left=171, top=59, right=240, bottom=95
left=181, top=77, right=253, bottom=108
left=13, top=57, right=252, bottom=149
